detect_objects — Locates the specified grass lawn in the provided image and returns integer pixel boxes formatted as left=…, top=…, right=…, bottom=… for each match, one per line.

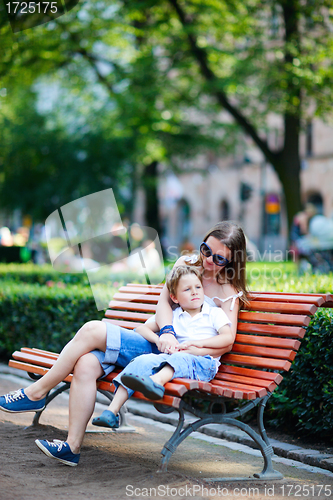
left=246, top=261, right=333, bottom=293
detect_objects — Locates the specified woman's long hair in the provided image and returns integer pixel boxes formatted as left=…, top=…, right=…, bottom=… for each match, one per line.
left=190, top=221, right=249, bottom=307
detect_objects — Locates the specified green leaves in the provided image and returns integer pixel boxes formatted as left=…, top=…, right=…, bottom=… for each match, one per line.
left=0, top=279, right=106, bottom=358
left=268, top=308, right=333, bottom=440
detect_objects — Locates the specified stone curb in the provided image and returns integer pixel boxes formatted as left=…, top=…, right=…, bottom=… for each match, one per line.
left=1, top=364, right=333, bottom=473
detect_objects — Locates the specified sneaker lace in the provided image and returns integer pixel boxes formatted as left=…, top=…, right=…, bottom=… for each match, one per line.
left=47, top=440, right=66, bottom=452
left=4, top=389, right=25, bottom=404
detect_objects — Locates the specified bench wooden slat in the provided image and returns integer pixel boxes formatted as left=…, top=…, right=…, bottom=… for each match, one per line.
left=107, top=301, right=157, bottom=313
left=103, top=318, right=142, bottom=330
left=209, top=382, right=255, bottom=400
left=237, top=322, right=305, bottom=338
left=231, top=344, right=296, bottom=361
left=211, top=378, right=267, bottom=398
left=119, top=286, right=164, bottom=295
left=253, top=291, right=333, bottom=300
left=214, top=372, right=277, bottom=392
left=112, top=293, right=160, bottom=304
left=171, top=377, right=211, bottom=392
left=238, top=311, right=311, bottom=327
left=235, top=334, right=301, bottom=350
left=218, top=364, right=283, bottom=383
left=128, top=284, right=164, bottom=289
left=104, top=310, right=153, bottom=322
left=222, top=353, right=291, bottom=371
left=248, top=293, right=324, bottom=306
left=20, top=348, right=59, bottom=360
left=8, top=360, right=73, bottom=383
left=12, top=351, right=56, bottom=368
left=245, top=301, right=317, bottom=315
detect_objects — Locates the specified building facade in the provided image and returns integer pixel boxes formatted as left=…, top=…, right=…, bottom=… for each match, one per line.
left=154, top=118, right=333, bottom=259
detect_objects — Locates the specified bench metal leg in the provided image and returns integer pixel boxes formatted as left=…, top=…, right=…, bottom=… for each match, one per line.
left=159, top=406, right=186, bottom=472
left=27, top=378, right=134, bottom=432
left=159, top=396, right=283, bottom=481
left=220, top=417, right=283, bottom=481
left=32, top=382, right=71, bottom=426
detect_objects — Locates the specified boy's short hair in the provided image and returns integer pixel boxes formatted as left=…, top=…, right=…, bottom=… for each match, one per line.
left=166, top=265, right=202, bottom=297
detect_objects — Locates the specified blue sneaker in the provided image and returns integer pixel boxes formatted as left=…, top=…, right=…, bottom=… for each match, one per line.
left=35, top=439, right=80, bottom=466
left=0, top=389, right=46, bottom=413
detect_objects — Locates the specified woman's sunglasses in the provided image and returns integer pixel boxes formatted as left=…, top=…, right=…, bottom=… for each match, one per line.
left=200, top=242, right=230, bottom=267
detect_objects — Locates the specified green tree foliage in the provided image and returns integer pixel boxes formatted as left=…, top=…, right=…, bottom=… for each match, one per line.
left=0, top=89, right=135, bottom=220
left=121, top=0, right=333, bottom=228
left=0, top=0, right=243, bottom=231
left=1, top=0, right=332, bottom=229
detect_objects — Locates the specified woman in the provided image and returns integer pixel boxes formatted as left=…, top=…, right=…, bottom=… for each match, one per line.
left=0, top=221, right=248, bottom=466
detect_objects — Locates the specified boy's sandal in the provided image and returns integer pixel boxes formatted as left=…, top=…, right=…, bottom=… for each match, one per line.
left=92, top=410, right=119, bottom=429
left=121, top=373, right=165, bottom=401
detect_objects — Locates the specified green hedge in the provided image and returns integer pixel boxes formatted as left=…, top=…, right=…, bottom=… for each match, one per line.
left=267, top=308, right=333, bottom=440
left=0, top=263, right=149, bottom=288
left=0, top=263, right=89, bottom=286
left=0, top=281, right=106, bottom=358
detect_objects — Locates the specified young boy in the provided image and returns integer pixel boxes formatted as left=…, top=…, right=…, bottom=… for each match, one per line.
left=91, top=265, right=235, bottom=429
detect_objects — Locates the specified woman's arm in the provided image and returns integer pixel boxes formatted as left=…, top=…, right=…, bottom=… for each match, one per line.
left=175, top=345, right=232, bottom=357
left=155, top=283, right=173, bottom=328
left=155, top=256, right=191, bottom=353
left=154, top=283, right=179, bottom=353
left=135, top=324, right=159, bottom=344
left=177, top=324, right=234, bottom=351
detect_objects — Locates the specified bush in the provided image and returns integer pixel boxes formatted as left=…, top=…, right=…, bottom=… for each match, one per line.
left=0, top=263, right=152, bottom=288
left=267, top=308, right=333, bottom=440
left=0, top=263, right=89, bottom=286
left=0, top=281, right=106, bottom=358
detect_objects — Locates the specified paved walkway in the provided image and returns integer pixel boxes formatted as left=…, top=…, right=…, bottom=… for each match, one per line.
left=0, top=367, right=332, bottom=499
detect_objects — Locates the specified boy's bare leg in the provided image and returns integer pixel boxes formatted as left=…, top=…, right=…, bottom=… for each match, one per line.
left=107, top=386, right=129, bottom=415
left=91, top=385, right=129, bottom=432
left=66, top=353, right=104, bottom=454
left=24, top=321, right=107, bottom=401
left=150, top=365, right=174, bottom=386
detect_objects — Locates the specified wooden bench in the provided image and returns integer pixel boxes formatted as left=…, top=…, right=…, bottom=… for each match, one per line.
left=8, top=285, right=333, bottom=480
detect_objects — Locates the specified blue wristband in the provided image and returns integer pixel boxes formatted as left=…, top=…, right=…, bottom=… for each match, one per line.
left=158, top=325, right=176, bottom=337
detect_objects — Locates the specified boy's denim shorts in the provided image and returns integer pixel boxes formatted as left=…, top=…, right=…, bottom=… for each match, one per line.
left=90, top=322, right=161, bottom=377
left=114, top=352, right=218, bottom=397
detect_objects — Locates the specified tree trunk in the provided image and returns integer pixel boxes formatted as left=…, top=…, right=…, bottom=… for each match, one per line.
left=273, top=114, right=302, bottom=231
left=169, top=0, right=303, bottom=233
left=142, top=161, right=162, bottom=235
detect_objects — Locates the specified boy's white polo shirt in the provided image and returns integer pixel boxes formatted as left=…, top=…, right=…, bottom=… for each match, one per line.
left=173, top=300, right=231, bottom=344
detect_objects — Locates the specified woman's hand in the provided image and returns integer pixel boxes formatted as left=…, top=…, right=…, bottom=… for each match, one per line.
left=156, top=333, right=179, bottom=354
